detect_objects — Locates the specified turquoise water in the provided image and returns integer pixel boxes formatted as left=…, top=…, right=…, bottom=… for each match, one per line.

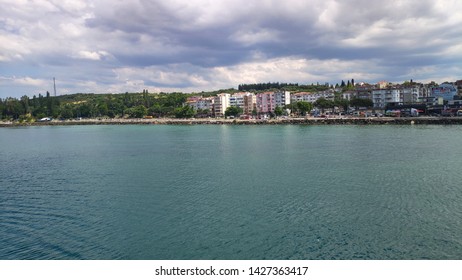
left=1, top=125, right=462, bottom=259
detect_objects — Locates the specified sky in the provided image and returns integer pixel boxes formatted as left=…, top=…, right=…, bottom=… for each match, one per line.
left=1, top=0, right=462, bottom=98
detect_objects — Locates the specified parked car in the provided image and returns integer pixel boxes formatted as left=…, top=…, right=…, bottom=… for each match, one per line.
left=441, top=110, right=455, bottom=117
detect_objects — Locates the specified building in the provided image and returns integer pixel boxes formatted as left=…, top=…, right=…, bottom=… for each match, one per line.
left=372, top=88, right=401, bottom=108
left=455, top=80, right=462, bottom=95
left=243, top=94, right=256, bottom=115
left=290, top=91, right=335, bottom=103
left=256, top=92, right=274, bottom=114
left=341, top=91, right=355, bottom=101
left=213, top=93, right=230, bottom=117
left=229, top=92, right=252, bottom=109
left=371, top=84, right=429, bottom=108
left=377, top=81, right=389, bottom=89
left=274, top=91, right=291, bottom=108
left=256, top=91, right=290, bottom=114
left=186, top=96, right=214, bottom=112
left=431, top=83, right=458, bottom=101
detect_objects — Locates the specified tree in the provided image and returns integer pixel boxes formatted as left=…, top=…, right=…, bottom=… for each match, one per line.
left=97, top=102, right=109, bottom=117
left=129, top=105, right=148, bottom=118
left=195, top=108, right=210, bottom=118
left=174, top=105, right=195, bottom=118
left=20, top=95, right=30, bottom=115
left=350, top=98, right=373, bottom=109
left=314, top=98, right=333, bottom=113
left=334, top=98, right=350, bottom=112
left=274, top=105, right=284, bottom=116
left=60, top=105, right=74, bottom=119
left=225, top=106, right=243, bottom=118
left=46, top=91, right=53, bottom=116
left=296, top=101, right=313, bottom=116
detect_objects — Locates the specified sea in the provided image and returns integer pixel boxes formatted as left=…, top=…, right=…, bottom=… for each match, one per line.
left=1, top=124, right=462, bottom=260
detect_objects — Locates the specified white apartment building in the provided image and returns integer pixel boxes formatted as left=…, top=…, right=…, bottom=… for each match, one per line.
left=186, top=96, right=214, bottom=111
left=274, top=91, right=291, bottom=108
left=372, top=85, right=429, bottom=108
left=290, top=91, right=335, bottom=103
left=372, top=89, right=400, bottom=108
left=213, top=93, right=230, bottom=117
left=229, top=92, right=252, bottom=108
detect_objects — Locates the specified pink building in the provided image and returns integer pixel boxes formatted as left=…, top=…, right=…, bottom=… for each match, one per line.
left=256, top=92, right=275, bottom=114
left=256, top=91, right=290, bottom=114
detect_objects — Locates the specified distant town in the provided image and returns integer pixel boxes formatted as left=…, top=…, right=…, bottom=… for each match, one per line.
left=182, top=79, right=462, bottom=119
left=1, top=79, right=462, bottom=122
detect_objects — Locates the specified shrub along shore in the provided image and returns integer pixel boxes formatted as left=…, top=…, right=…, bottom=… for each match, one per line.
left=2, top=116, right=462, bottom=127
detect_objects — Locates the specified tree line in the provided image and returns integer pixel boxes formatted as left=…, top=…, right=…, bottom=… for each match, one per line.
left=0, top=92, right=193, bottom=121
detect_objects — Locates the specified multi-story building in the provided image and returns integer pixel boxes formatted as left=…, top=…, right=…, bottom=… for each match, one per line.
left=256, top=92, right=274, bottom=114
left=291, top=91, right=335, bottom=103
left=213, top=93, right=230, bottom=117
left=455, top=80, right=462, bottom=95
left=372, top=88, right=401, bottom=108
left=341, top=91, right=355, bottom=101
left=243, top=94, right=256, bottom=115
left=229, top=92, right=252, bottom=108
left=431, top=83, right=458, bottom=101
left=256, top=91, right=290, bottom=114
left=186, top=96, right=214, bottom=111
left=371, top=84, right=429, bottom=108
left=274, top=91, right=291, bottom=108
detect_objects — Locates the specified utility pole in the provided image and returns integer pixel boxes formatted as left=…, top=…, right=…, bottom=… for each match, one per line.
left=53, top=77, right=57, bottom=96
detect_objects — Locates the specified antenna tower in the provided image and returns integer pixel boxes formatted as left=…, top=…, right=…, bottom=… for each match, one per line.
left=53, top=77, right=57, bottom=96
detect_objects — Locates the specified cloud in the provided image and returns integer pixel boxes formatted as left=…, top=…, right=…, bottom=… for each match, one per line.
left=75, top=50, right=112, bottom=61
left=1, top=0, right=462, bottom=98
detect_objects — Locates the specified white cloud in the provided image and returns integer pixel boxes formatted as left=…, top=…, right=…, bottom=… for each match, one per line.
left=75, top=50, right=112, bottom=61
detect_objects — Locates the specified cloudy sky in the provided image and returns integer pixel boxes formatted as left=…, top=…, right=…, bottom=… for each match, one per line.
left=1, top=0, right=461, bottom=98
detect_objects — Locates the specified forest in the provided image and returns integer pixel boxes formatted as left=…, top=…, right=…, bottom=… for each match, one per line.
left=0, top=91, right=193, bottom=121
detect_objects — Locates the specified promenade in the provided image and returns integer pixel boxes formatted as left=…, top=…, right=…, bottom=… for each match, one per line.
left=3, top=116, right=462, bottom=127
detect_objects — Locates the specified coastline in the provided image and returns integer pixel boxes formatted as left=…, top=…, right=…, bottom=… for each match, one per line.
left=3, top=116, right=462, bottom=127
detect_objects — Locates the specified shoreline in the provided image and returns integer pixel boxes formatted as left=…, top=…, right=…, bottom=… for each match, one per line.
left=3, top=116, right=462, bottom=127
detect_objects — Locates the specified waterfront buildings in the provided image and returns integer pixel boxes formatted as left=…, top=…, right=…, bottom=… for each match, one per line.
left=431, top=83, right=458, bottom=102
left=371, top=84, right=430, bottom=108
left=213, top=93, right=231, bottom=117
left=372, top=88, right=401, bottom=108
left=184, top=80, right=461, bottom=117
left=256, top=91, right=290, bottom=115
left=243, top=94, right=256, bottom=115
left=290, top=91, right=335, bottom=103
left=186, top=96, right=214, bottom=111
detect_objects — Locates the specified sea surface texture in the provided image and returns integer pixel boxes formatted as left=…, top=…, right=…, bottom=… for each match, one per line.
left=1, top=125, right=462, bottom=259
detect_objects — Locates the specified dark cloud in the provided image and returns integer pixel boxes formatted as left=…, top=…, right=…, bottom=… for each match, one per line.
left=1, top=0, right=461, bottom=97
